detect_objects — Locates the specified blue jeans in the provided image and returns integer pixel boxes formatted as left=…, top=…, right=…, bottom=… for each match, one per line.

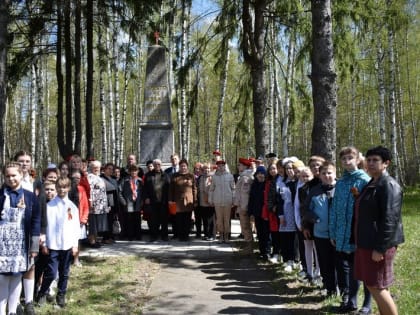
left=39, top=249, right=73, bottom=296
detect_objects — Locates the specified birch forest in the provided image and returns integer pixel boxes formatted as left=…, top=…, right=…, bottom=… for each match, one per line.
left=0, top=0, right=418, bottom=185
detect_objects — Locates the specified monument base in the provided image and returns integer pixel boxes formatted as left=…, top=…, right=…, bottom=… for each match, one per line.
left=140, top=125, right=174, bottom=163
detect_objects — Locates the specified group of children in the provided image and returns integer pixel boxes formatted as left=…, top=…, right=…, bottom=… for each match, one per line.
left=243, top=147, right=373, bottom=314
left=0, top=160, right=79, bottom=315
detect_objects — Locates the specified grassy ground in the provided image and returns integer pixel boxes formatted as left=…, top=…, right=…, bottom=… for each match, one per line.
left=35, top=256, right=160, bottom=315
left=392, top=188, right=420, bottom=314
left=34, top=188, right=419, bottom=314
left=268, top=187, right=420, bottom=314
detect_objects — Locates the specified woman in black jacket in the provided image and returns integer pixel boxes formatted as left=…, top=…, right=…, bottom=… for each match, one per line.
left=354, top=146, right=404, bottom=315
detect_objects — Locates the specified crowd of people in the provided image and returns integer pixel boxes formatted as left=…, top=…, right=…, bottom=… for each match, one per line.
left=0, top=146, right=404, bottom=315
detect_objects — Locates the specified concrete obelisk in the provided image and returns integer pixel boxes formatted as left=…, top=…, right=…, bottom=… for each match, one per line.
left=139, top=34, right=174, bottom=164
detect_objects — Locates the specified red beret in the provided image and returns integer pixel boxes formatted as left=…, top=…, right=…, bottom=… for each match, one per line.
left=216, top=160, right=226, bottom=165
left=213, top=150, right=221, bottom=156
left=248, top=157, right=256, bottom=163
left=238, top=158, right=251, bottom=167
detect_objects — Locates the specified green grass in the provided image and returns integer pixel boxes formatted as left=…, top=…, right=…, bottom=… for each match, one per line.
left=36, top=255, right=160, bottom=315
left=393, top=188, right=420, bottom=314
left=34, top=188, right=419, bottom=314
left=269, top=187, right=420, bottom=314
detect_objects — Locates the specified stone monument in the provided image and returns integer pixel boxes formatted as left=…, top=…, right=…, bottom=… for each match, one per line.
left=140, top=36, right=174, bottom=164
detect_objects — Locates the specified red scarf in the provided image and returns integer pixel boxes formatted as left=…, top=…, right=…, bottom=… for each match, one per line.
left=130, top=177, right=138, bottom=201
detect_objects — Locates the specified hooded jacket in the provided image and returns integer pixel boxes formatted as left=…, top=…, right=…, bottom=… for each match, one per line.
left=329, top=169, right=370, bottom=253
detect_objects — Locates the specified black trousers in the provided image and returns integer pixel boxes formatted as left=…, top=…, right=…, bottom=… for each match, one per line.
left=176, top=211, right=192, bottom=241
left=279, top=231, right=296, bottom=262
left=125, top=211, right=142, bottom=240
left=149, top=202, right=169, bottom=240
left=200, top=206, right=215, bottom=238
left=314, top=236, right=337, bottom=294
left=254, top=216, right=270, bottom=256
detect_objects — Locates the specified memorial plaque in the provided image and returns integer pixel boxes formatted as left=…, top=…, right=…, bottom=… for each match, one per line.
left=140, top=45, right=174, bottom=163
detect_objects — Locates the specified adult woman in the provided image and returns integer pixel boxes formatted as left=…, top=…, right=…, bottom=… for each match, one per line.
left=87, top=160, right=109, bottom=247
left=58, top=161, right=70, bottom=179
left=208, top=160, right=235, bottom=243
left=0, top=162, right=40, bottom=315
left=121, top=164, right=143, bottom=241
left=169, top=159, right=197, bottom=242
left=101, top=163, right=125, bottom=243
left=354, top=146, right=404, bottom=315
left=197, top=162, right=215, bottom=240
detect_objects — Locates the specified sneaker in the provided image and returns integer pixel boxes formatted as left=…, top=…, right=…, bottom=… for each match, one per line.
left=358, top=307, right=371, bottom=314
left=46, top=293, right=55, bottom=303
left=338, top=304, right=357, bottom=313
left=24, top=302, right=35, bottom=315
left=36, top=294, right=47, bottom=306
left=56, top=294, right=65, bottom=308
left=73, top=261, right=83, bottom=268
left=268, top=254, right=279, bottom=264
left=16, top=304, right=23, bottom=315
left=298, top=270, right=307, bottom=278
left=283, top=261, right=293, bottom=273
left=293, top=262, right=303, bottom=271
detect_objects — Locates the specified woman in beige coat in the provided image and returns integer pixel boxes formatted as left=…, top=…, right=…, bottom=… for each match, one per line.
left=208, top=160, right=235, bottom=243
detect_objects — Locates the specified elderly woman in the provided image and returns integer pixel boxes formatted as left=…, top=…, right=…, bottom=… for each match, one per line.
left=354, top=146, right=404, bottom=315
left=169, top=159, right=197, bottom=242
left=87, top=160, right=109, bottom=247
left=208, top=160, right=235, bottom=244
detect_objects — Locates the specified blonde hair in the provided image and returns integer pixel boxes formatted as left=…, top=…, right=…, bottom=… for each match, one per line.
left=56, top=177, right=71, bottom=188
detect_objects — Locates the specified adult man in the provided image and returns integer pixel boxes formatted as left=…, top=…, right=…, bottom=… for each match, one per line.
left=121, top=154, right=138, bottom=179
left=143, top=159, right=171, bottom=241
left=164, top=154, right=179, bottom=176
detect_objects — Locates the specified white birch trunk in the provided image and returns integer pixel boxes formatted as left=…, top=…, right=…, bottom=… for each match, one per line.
left=281, top=31, right=296, bottom=157
left=179, top=0, right=190, bottom=159
left=273, top=61, right=281, bottom=155
left=98, top=22, right=108, bottom=162
left=106, top=30, right=115, bottom=162
left=112, top=13, right=121, bottom=165
left=387, top=26, right=399, bottom=182
left=120, top=42, right=131, bottom=164
left=37, top=57, right=50, bottom=164
left=44, top=57, right=51, bottom=163
left=349, top=78, right=356, bottom=145
left=100, top=62, right=108, bottom=163
left=30, top=64, right=36, bottom=162
left=395, top=50, right=406, bottom=183
left=405, top=27, right=419, bottom=178
left=215, top=48, right=230, bottom=152
left=376, top=41, right=387, bottom=144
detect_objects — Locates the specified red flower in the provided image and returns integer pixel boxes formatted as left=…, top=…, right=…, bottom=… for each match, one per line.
left=67, top=208, right=73, bottom=220
left=350, top=187, right=359, bottom=198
